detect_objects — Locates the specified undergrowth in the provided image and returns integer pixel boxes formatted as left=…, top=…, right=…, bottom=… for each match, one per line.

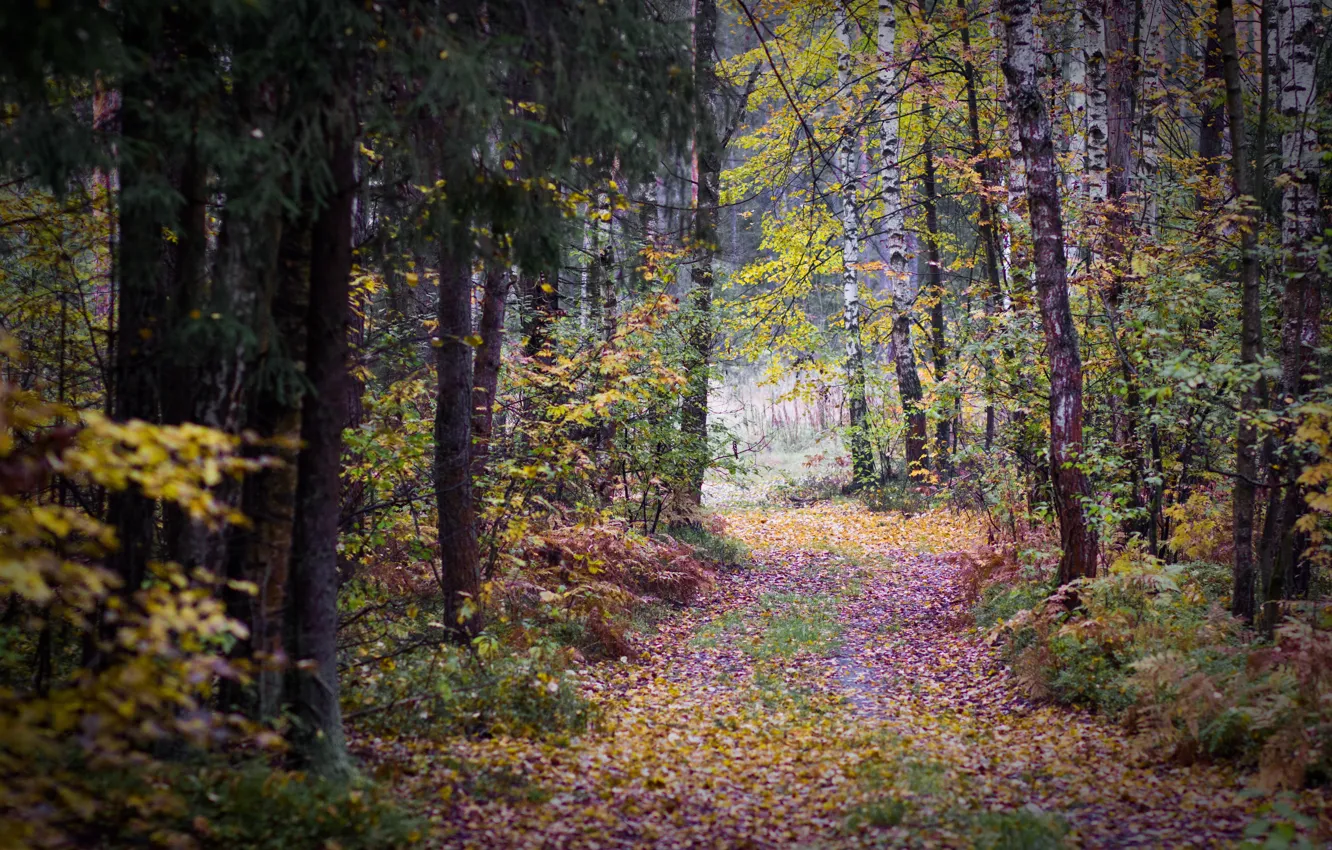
left=974, top=546, right=1332, bottom=789
left=91, top=761, right=418, bottom=849
left=343, top=517, right=730, bottom=743
left=665, top=520, right=751, bottom=568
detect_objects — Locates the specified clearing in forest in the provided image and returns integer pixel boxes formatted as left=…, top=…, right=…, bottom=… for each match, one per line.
left=380, top=504, right=1319, bottom=848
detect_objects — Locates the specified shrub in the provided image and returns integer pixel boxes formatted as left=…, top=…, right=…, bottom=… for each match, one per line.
left=862, top=478, right=932, bottom=515
left=974, top=580, right=1051, bottom=631
left=344, top=637, right=594, bottom=742
left=985, top=555, right=1246, bottom=713
left=1128, top=614, right=1332, bottom=788
left=165, top=763, right=418, bottom=850
left=665, top=520, right=751, bottom=568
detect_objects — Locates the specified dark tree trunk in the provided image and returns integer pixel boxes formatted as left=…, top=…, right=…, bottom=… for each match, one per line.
left=959, top=2, right=1006, bottom=452
left=682, top=0, right=721, bottom=505
left=1101, top=0, right=1145, bottom=538
left=108, top=7, right=171, bottom=603
left=1003, top=0, right=1099, bottom=583
left=288, top=126, right=355, bottom=780
left=921, top=110, right=950, bottom=472
left=231, top=213, right=304, bottom=720
left=1197, top=34, right=1225, bottom=211
left=470, top=265, right=510, bottom=483
left=1216, top=0, right=1263, bottom=623
left=437, top=248, right=482, bottom=639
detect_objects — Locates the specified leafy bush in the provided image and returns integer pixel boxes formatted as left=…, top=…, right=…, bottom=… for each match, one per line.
left=980, top=544, right=1332, bottom=788
left=345, top=636, right=594, bottom=742
left=1128, top=615, right=1332, bottom=788
left=984, top=553, right=1242, bottom=711
left=771, top=468, right=850, bottom=503
left=161, top=764, right=418, bottom=849
left=974, top=580, right=1051, bottom=631
left=862, top=478, right=933, bottom=515
left=665, top=521, right=751, bottom=568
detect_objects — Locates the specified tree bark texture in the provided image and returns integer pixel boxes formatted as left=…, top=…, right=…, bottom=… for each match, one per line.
left=470, top=265, right=510, bottom=483
left=876, top=0, right=924, bottom=475
left=1083, top=0, right=1109, bottom=204
left=437, top=248, right=482, bottom=639
left=1003, top=0, right=1099, bottom=583
left=959, top=3, right=1006, bottom=451
left=682, top=0, right=721, bottom=506
left=837, top=6, right=875, bottom=486
left=921, top=107, right=950, bottom=471
left=1217, top=0, right=1263, bottom=623
left=1257, top=0, right=1323, bottom=619
left=288, top=122, right=355, bottom=780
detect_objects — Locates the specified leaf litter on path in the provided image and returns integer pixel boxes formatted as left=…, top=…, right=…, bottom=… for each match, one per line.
left=365, top=503, right=1329, bottom=848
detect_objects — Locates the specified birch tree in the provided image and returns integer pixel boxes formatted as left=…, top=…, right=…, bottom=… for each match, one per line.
left=1083, top=0, right=1109, bottom=205
left=876, top=0, right=925, bottom=473
left=1257, top=0, right=1324, bottom=614
left=836, top=7, right=875, bottom=487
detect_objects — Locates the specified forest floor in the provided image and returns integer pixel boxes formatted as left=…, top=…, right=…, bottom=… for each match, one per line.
left=377, top=502, right=1327, bottom=848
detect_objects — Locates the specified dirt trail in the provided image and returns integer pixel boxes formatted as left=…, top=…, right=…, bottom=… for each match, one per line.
left=400, top=504, right=1300, bottom=848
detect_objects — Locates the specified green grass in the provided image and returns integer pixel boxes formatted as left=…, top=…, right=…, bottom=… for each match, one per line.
left=963, top=808, right=1067, bottom=849
left=752, top=592, right=841, bottom=659
left=689, top=592, right=841, bottom=660
left=666, top=524, right=751, bottom=568
left=690, top=610, right=744, bottom=649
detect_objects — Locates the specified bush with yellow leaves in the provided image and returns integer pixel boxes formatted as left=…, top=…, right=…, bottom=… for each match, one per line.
left=0, top=377, right=417, bottom=847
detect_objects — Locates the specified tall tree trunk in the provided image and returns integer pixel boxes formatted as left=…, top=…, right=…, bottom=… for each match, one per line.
left=1216, top=0, right=1264, bottom=623
left=877, top=0, right=924, bottom=476
left=1214, top=0, right=1262, bottom=618
left=108, top=6, right=171, bottom=606
left=1137, top=0, right=1165, bottom=230
left=437, top=247, right=482, bottom=639
left=1003, top=0, right=1099, bottom=583
left=234, top=213, right=304, bottom=721
left=1066, top=6, right=1087, bottom=202
left=1257, top=0, right=1322, bottom=622
left=1084, top=0, right=1110, bottom=205
left=959, top=2, right=1006, bottom=451
left=288, top=125, right=355, bottom=780
left=1104, top=0, right=1135, bottom=241
left=682, top=0, right=721, bottom=507
left=836, top=6, right=875, bottom=487
left=921, top=104, right=950, bottom=472
left=1197, top=33, right=1226, bottom=211
left=470, top=265, right=510, bottom=483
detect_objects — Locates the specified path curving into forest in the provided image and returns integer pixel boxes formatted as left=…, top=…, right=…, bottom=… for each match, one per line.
left=404, top=504, right=1280, bottom=848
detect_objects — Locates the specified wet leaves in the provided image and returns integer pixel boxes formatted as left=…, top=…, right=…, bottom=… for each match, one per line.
left=364, top=504, right=1330, bottom=848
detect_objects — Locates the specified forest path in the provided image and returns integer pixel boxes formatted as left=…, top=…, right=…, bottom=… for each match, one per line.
left=417, top=504, right=1260, bottom=848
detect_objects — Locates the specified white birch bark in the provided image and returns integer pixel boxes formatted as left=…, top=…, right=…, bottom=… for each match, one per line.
left=836, top=6, right=874, bottom=483
left=1002, top=12, right=1028, bottom=289
left=877, top=1, right=915, bottom=330
left=1137, top=0, right=1165, bottom=232
left=1066, top=10, right=1087, bottom=198
left=1083, top=0, right=1109, bottom=203
left=876, top=0, right=925, bottom=470
left=1279, top=0, right=1319, bottom=254
left=836, top=7, right=863, bottom=357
